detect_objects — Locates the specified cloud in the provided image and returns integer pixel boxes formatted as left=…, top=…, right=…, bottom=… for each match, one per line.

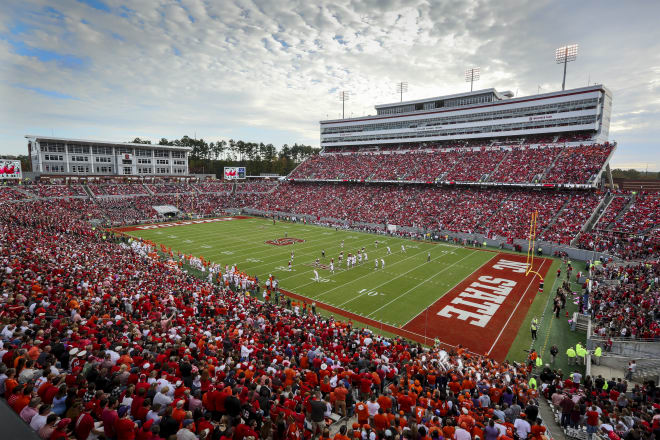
left=0, top=0, right=659, bottom=171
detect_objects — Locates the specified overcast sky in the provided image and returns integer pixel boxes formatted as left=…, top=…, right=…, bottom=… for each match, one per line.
left=1, top=0, right=659, bottom=169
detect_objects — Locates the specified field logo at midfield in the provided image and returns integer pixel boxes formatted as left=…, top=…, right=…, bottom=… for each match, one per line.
left=265, top=237, right=305, bottom=246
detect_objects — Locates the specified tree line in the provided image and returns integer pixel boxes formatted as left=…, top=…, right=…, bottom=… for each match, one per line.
left=131, top=136, right=319, bottom=176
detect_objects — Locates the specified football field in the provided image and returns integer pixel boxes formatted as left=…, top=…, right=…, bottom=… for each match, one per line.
left=115, top=216, right=551, bottom=361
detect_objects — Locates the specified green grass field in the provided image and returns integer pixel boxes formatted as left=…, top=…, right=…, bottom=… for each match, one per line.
left=120, top=216, right=571, bottom=362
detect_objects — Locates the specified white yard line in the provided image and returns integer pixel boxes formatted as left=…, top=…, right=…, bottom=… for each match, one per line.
left=486, top=258, right=550, bottom=356
left=400, top=252, right=500, bottom=327
left=365, top=250, right=481, bottom=317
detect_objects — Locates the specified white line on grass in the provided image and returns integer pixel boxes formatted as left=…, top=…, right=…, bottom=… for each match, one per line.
left=399, top=252, right=499, bottom=327
left=364, top=250, right=481, bottom=318
left=486, top=258, right=551, bottom=356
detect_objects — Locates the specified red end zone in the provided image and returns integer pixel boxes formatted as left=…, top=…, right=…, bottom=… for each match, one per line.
left=112, top=216, right=252, bottom=232
left=281, top=252, right=550, bottom=362
left=402, top=253, right=550, bottom=360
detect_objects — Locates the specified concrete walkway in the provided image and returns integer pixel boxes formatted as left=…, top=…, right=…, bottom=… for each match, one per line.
left=538, top=398, right=568, bottom=440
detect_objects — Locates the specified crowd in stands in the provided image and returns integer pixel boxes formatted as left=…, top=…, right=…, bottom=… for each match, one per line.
left=610, top=194, right=660, bottom=236
left=147, top=184, right=197, bottom=195
left=290, top=144, right=613, bottom=185
left=489, top=148, right=561, bottom=184
left=89, top=184, right=149, bottom=196
left=0, top=186, right=28, bottom=202
left=194, top=183, right=234, bottom=194
left=542, top=144, right=613, bottom=185
left=22, top=184, right=87, bottom=198
left=587, top=262, right=660, bottom=340
left=1, top=181, right=659, bottom=440
left=593, top=197, right=630, bottom=230
left=576, top=233, right=660, bottom=261
left=540, top=193, right=602, bottom=245
left=235, top=181, right=279, bottom=193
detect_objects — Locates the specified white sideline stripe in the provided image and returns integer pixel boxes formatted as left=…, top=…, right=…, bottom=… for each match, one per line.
left=486, top=258, right=550, bottom=356
left=297, top=247, right=420, bottom=296
left=335, top=250, right=460, bottom=307
left=365, top=250, right=480, bottom=317
left=400, top=252, right=499, bottom=327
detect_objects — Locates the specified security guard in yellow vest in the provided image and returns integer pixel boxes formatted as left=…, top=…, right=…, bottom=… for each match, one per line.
left=593, top=346, right=602, bottom=366
left=531, top=318, right=538, bottom=340
left=576, top=343, right=586, bottom=365
left=566, top=346, right=576, bottom=365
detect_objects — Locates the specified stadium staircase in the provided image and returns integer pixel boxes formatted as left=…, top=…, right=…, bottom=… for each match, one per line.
left=484, top=150, right=512, bottom=182
left=81, top=182, right=95, bottom=198
left=143, top=183, right=155, bottom=195
left=540, top=194, right=573, bottom=237
left=609, top=193, right=637, bottom=227
left=538, top=146, right=565, bottom=182
left=10, top=186, right=35, bottom=199
left=570, top=193, right=613, bottom=246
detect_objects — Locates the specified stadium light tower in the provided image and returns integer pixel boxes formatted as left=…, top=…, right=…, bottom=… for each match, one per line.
left=465, top=67, right=480, bottom=92
left=338, top=90, right=350, bottom=119
left=555, top=43, right=578, bottom=91
left=396, top=81, right=408, bottom=102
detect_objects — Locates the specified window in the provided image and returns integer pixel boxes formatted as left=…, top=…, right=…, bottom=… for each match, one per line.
left=69, top=145, right=90, bottom=154
left=96, top=166, right=112, bottom=173
left=117, top=147, right=133, bottom=154
left=136, top=149, right=151, bottom=157
left=123, top=167, right=132, bottom=175
left=44, top=154, right=64, bottom=161
left=138, top=167, right=152, bottom=174
left=45, top=164, right=65, bottom=172
left=71, top=165, right=90, bottom=173
left=156, top=167, right=168, bottom=174
left=171, top=151, right=185, bottom=158
left=42, top=142, right=65, bottom=152
left=71, top=156, right=89, bottom=162
left=122, top=159, right=132, bottom=165
left=95, top=157, right=112, bottom=163
left=156, top=159, right=169, bottom=165
left=173, top=168, right=185, bottom=174
left=137, top=158, right=151, bottom=164
left=173, top=160, right=185, bottom=165
left=153, top=150, right=169, bottom=157
left=92, top=146, right=113, bottom=155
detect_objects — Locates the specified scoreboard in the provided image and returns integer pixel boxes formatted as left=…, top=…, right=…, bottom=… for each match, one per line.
left=224, top=166, right=246, bottom=180
left=0, top=160, right=21, bottom=180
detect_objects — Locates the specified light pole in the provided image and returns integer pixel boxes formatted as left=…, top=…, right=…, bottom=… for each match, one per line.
left=555, top=44, right=579, bottom=91
left=396, top=81, right=408, bottom=102
left=338, top=91, right=350, bottom=119
left=465, top=67, right=480, bottom=92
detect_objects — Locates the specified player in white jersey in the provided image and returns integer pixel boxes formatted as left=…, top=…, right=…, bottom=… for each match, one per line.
left=374, top=259, right=379, bottom=270
left=427, top=252, right=431, bottom=262
left=374, top=240, right=378, bottom=248
left=315, top=258, right=320, bottom=267
left=401, top=244, right=406, bottom=253
left=288, top=260, right=292, bottom=271
left=329, top=261, right=334, bottom=273
left=358, top=253, right=363, bottom=264
left=387, top=246, right=391, bottom=254
left=313, top=270, right=319, bottom=282
left=364, top=252, right=368, bottom=261
left=290, top=251, right=294, bottom=260
left=339, top=251, right=343, bottom=262
left=381, top=258, right=385, bottom=269
left=346, top=256, right=350, bottom=269
left=340, top=240, right=344, bottom=249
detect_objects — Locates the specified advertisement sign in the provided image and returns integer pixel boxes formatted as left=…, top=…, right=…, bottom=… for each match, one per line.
left=0, top=160, right=22, bottom=179
left=224, top=166, right=246, bottom=180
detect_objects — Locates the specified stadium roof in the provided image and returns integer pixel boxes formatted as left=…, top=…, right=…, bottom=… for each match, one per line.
left=24, top=135, right=193, bottom=151
left=374, top=88, right=515, bottom=109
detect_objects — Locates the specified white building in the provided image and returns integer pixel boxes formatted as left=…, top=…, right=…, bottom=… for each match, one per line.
left=320, top=85, right=612, bottom=149
left=25, top=135, right=191, bottom=176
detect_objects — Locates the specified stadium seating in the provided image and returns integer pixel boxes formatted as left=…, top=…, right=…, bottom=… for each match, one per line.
left=1, top=188, right=657, bottom=440
left=291, top=143, right=614, bottom=185
left=22, top=183, right=86, bottom=197
left=88, top=183, right=149, bottom=196
left=193, top=182, right=233, bottom=193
